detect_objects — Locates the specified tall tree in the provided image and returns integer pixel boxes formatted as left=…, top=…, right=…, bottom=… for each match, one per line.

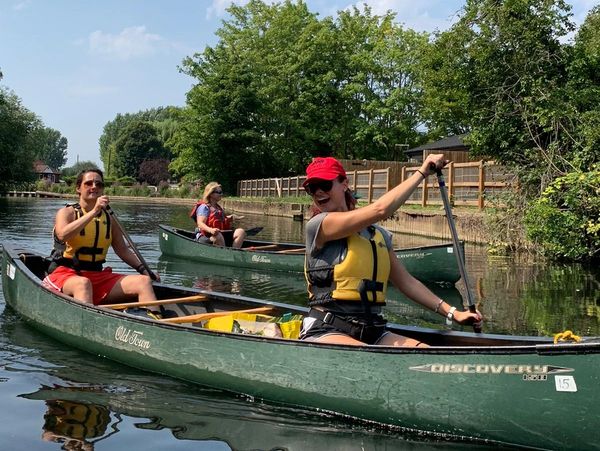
left=28, top=126, right=68, bottom=170
left=0, top=86, right=37, bottom=190
left=99, top=106, right=180, bottom=176
left=113, top=121, right=167, bottom=180
left=422, top=0, right=575, bottom=190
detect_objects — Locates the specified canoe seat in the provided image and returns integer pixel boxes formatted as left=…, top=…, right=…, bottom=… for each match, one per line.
left=19, top=253, right=51, bottom=280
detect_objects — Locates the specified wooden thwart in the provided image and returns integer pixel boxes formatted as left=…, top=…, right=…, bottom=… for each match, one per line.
left=246, top=244, right=281, bottom=251
left=103, top=294, right=208, bottom=310
left=275, top=248, right=305, bottom=254
left=161, top=306, right=276, bottom=324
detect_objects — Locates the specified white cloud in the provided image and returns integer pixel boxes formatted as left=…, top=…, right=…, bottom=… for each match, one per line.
left=88, top=26, right=164, bottom=60
left=206, top=0, right=250, bottom=20
left=12, top=0, right=30, bottom=11
left=342, top=0, right=463, bottom=32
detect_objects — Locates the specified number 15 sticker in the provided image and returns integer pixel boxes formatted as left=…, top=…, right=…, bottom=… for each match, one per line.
left=555, top=375, right=577, bottom=392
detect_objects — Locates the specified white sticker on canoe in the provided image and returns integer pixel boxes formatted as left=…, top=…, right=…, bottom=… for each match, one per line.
left=6, top=263, right=15, bottom=280
left=447, top=248, right=453, bottom=253
left=251, top=255, right=271, bottom=264
left=555, top=375, right=577, bottom=392
left=115, top=326, right=151, bottom=349
left=162, top=232, right=169, bottom=241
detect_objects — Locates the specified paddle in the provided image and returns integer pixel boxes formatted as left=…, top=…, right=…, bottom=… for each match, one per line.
left=245, top=226, right=263, bottom=236
left=431, top=164, right=481, bottom=333
left=105, top=206, right=158, bottom=281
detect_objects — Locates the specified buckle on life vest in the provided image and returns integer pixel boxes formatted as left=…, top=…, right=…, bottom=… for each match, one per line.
left=323, top=311, right=334, bottom=325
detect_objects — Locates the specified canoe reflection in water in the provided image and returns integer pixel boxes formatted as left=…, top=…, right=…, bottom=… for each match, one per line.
left=41, top=395, right=116, bottom=450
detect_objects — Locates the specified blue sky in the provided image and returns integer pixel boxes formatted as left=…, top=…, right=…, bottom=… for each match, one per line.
left=1, top=0, right=597, bottom=168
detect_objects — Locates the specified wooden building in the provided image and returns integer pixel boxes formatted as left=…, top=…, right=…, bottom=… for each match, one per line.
left=33, top=160, right=60, bottom=183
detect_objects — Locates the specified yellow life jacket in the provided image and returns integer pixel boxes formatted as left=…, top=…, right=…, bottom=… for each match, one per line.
left=61, top=204, right=112, bottom=268
left=305, top=227, right=390, bottom=306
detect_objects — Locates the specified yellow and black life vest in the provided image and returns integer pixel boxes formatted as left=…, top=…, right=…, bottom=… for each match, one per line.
left=305, top=226, right=390, bottom=308
left=50, top=203, right=112, bottom=271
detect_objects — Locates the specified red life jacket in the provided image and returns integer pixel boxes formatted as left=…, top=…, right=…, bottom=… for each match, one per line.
left=190, top=201, right=232, bottom=235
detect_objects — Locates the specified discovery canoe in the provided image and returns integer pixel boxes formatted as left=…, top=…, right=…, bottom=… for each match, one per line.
left=158, top=224, right=463, bottom=284
left=3, top=244, right=599, bottom=450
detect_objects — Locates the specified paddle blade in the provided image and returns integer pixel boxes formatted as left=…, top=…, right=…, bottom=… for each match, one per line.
left=245, top=227, right=264, bottom=236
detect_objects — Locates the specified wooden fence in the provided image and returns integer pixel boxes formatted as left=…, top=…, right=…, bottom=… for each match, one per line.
left=237, top=161, right=510, bottom=209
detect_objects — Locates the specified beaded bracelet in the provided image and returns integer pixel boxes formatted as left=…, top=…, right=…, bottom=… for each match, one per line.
left=433, top=298, right=444, bottom=314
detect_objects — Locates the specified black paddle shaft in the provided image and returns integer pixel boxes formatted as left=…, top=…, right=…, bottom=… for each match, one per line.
left=105, top=206, right=158, bottom=281
left=431, top=165, right=481, bottom=332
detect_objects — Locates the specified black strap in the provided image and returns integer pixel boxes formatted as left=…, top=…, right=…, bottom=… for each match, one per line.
left=308, top=309, right=358, bottom=336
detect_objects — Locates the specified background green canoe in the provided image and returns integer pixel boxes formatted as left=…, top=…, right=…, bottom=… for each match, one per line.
left=158, top=224, right=463, bottom=284
left=3, top=245, right=600, bottom=450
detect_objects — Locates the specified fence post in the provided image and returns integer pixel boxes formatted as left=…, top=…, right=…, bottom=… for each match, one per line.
left=448, top=162, right=454, bottom=205
left=478, top=160, right=485, bottom=210
left=421, top=170, right=428, bottom=207
left=368, top=169, right=374, bottom=203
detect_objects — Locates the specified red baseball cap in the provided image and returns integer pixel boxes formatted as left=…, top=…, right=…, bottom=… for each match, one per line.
left=303, top=157, right=346, bottom=187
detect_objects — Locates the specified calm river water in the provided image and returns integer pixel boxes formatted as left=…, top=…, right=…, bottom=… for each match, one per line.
left=0, top=197, right=598, bottom=450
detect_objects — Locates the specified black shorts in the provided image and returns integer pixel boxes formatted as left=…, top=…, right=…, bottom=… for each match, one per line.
left=300, top=309, right=387, bottom=345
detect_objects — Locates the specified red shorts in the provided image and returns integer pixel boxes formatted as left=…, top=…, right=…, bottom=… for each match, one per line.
left=43, top=266, right=125, bottom=305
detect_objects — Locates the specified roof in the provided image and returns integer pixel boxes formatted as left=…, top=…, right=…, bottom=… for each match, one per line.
left=33, top=160, right=59, bottom=174
left=405, top=134, right=469, bottom=157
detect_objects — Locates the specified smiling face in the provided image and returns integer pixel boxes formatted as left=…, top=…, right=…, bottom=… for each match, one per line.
left=307, top=177, right=348, bottom=212
left=76, top=171, right=105, bottom=201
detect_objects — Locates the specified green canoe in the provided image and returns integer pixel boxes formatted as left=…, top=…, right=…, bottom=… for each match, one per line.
left=158, top=224, right=463, bottom=284
left=3, top=244, right=600, bottom=449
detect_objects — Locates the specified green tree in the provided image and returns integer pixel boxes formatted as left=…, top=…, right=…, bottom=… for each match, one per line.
left=0, top=86, right=37, bottom=190
left=567, top=5, right=600, bottom=170
left=114, top=121, right=167, bottom=180
left=28, top=126, right=68, bottom=170
left=421, top=0, right=575, bottom=190
left=99, top=106, right=180, bottom=176
left=173, top=0, right=429, bottom=189
left=61, top=161, right=99, bottom=177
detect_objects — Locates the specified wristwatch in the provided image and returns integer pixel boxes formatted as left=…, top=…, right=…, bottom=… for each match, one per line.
left=446, top=306, right=457, bottom=326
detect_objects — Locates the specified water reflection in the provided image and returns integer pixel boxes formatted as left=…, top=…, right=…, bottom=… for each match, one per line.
left=41, top=398, right=115, bottom=451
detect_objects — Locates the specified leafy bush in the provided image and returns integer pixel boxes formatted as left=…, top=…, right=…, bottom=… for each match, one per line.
left=117, top=176, right=136, bottom=186
left=525, top=168, right=600, bottom=261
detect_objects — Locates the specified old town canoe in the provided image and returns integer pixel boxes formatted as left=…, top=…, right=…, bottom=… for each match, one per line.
left=3, top=244, right=600, bottom=449
left=158, top=224, right=463, bottom=284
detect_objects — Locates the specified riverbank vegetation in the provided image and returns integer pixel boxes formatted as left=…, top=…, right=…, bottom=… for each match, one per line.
left=2, top=1, right=598, bottom=261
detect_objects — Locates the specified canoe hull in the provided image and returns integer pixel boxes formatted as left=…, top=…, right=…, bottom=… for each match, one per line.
left=158, top=225, right=463, bottom=284
left=3, top=245, right=599, bottom=449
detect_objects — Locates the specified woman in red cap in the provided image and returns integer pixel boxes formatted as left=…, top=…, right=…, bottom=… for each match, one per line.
left=301, top=155, right=482, bottom=347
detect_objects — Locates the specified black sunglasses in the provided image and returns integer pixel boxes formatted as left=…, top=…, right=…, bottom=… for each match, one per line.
left=83, top=180, right=104, bottom=188
left=212, top=189, right=223, bottom=194
left=304, top=179, right=334, bottom=195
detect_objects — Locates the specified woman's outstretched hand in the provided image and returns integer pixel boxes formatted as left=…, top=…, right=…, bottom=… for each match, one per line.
left=420, top=154, right=449, bottom=177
